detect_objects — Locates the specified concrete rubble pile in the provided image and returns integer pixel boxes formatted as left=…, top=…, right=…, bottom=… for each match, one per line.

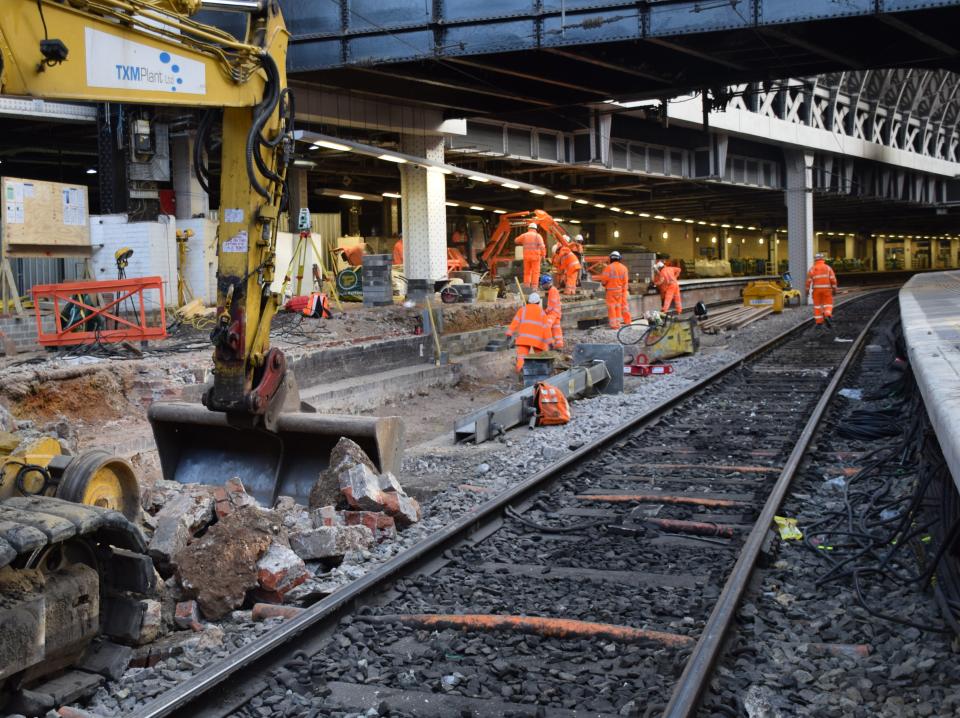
left=141, top=437, right=421, bottom=629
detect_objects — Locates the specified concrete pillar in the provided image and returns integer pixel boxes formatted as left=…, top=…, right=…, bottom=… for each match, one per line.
left=903, top=240, right=913, bottom=270
left=875, top=237, right=886, bottom=271
left=399, top=134, right=447, bottom=299
left=171, top=133, right=209, bottom=220
left=287, top=169, right=309, bottom=231
left=952, top=239, right=959, bottom=267
left=382, top=198, right=399, bottom=238
left=844, top=234, right=855, bottom=260
left=785, top=151, right=814, bottom=300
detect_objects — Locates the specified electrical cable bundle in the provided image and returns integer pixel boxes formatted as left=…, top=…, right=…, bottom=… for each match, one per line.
left=833, top=405, right=903, bottom=440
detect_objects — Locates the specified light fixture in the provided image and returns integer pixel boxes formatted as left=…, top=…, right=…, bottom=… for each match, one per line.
left=382, top=192, right=402, bottom=199
left=530, top=189, right=547, bottom=195
left=610, top=207, right=622, bottom=212
left=377, top=154, right=407, bottom=164
left=613, top=229, right=620, bottom=238
left=726, top=237, right=732, bottom=244
left=624, top=210, right=635, bottom=215
left=697, top=220, right=706, bottom=225
left=776, top=239, right=780, bottom=244
left=339, top=193, right=364, bottom=200
left=695, top=237, right=700, bottom=243
left=493, top=209, right=507, bottom=214
left=654, top=215, right=666, bottom=220
left=501, top=182, right=520, bottom=189
left=555, top=194, right=570, bottom=200
left=671, top=217, right=683, bottom=222
left=710, top=223, right=719, bottom=227
left=569, top=219, right=581, bottom=224
left=594, top=203, right=606, bottom=208
left=445, top=201, right=459, bottom=207
left=310, top=140, right=352, bottom=152
left=553, top=218, right=566, bottom=222
left=639, top=212, right=651, bottom=218
left=741, top=238, right=746, bottom=243
left=661, top=231, right=669, bottom=239
left=470, top=205, right=485, bottom=211
left=721, top=223, right=731, bottom=228
left=758, top=237, right=764, bottom=244
left=86, top=168, right=97, bottom=174
left=735, top=225, right=744, bottom=230
left=575, top=199, right=590, bottom=205
left=747, top=225, right=756, bottom=231
left=685, top=219, right=695, bottom=224
left=292, top=159, right=316, bottom=168
left=711, top=236, right=717, bottom=244
left=467, top=175, right=489, bottom=183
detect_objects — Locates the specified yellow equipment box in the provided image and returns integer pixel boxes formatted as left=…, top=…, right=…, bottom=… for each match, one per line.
left=743, top=281, right=787, bottom=313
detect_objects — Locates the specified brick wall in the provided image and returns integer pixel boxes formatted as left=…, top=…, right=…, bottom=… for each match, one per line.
left=0, top=313, right=54, bottom=352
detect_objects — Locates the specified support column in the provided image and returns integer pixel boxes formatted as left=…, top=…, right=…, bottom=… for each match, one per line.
left=287, top=168, right=309, bottom=231
left=875, top=237, right=886, bottom=271
left=952, top=239, right=959, bottom=268
left=400, top=134, right=448, bottom=299
left=785, top=151, right=814, bottom=300
left=844, top=234, right=856, bottom=260
left=171, top=132, right=209, bottom=220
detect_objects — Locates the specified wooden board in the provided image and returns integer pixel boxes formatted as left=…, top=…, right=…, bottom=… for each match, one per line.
left=1, top=177, right=91, bottom=257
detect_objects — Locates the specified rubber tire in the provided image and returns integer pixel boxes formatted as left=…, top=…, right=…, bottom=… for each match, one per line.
left=57, top=450, right=140, bottom=521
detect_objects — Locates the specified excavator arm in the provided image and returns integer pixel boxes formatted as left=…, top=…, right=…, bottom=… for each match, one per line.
left=0, top=0, right=292, bottom=420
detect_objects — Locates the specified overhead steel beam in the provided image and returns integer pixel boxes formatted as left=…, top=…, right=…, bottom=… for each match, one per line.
left=645, top=38, right=747, bottom=71
left=349, top=68, right=555, bottom=107
left=762, top=28, right=864, bottom=69
left=876, top=15, right=958, bottom=56
left=444, top=58, right=612, bottom=97
left=541, top=48, right=672, bottom=84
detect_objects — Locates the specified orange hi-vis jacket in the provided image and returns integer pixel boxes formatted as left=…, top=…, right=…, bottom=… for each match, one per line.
left=506, top=303, right=551, bottom=351
left=598, top=261, right=630, bottom=296
left=553, top=246, right=582, bottom=273
left=515, top=230, right=546, bottom=259
left=342, top=245, right=364, bottom=267
left=655, top=265, right=681, bottom=289
left=805, top=259, right=837, bottom=293
left=545, top=286, right=562, bottom=318
left=392, top=239, right=403, bottom=265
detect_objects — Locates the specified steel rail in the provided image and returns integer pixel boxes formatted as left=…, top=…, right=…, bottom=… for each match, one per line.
left=662, top=294, right=898, bottom=718
left=135, top=289, right=892, bottom=718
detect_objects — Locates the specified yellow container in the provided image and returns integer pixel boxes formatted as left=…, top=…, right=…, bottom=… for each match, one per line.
left=478, top=285, right=499, bottom=302
left=742, top=281, right=785, bottom=313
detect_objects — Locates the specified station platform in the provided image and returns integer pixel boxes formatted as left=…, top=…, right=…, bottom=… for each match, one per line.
left=900, top=271, right=960, bottom=490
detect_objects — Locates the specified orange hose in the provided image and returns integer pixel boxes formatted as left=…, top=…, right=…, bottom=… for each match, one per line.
left=575, top=493, right=745, bottom=508
left=368, top=613, right=694, bottom=648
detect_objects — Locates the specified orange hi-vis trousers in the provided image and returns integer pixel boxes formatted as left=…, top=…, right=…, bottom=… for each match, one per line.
left=606, top=290, right=632, bottom=329
left=523, top=257, right=541, bottom=288
left=545, top=313, right=564, bottom=348
left=812, top=288, right=834, bottom=324
left=564, top=269, right=579, bottom=294
left=662, top=284, right=681, bottom=313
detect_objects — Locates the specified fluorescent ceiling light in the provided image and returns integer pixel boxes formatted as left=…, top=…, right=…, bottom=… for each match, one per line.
left=684, top=219, right=694, bottom=224
left=735, top=224, right=744, bottom=229
left=697, top=220, right=707, bottom=225
left=594, top=203, right=606, bottom=208
left=493, top=209, right=507, bottom=214
left=339, top=193, right=364, bottom=200
left=610, top=207, right=622, bottom=212
left=747, top=225, right=756, bottom=230
left=721, top=223, right=731, bottom=228
left=311, top=140, right=352, bottom=152
left=623, top=210, right=635, bottom=215
left=671, top=217, right=683, bottom=222
left=378, top=154, right=407, bottom=163
left=530, top=189, right=547, bottom=195
left=382, top=192, right=401, bottom=199
left=86, top=168, right=97, bottom=174
left=470, top=205, right=485, bottom=211
left=575, top=199, right=590, bottom=205
left=569, top=219, right=581, bottom=224
left=445, top=201, right=459, bottom=207
left=639, top=212, right=651, bottom=218
left=555, top=194, right=570, bottom=200
left=468, top=175, right=489, bottom=183
left=501, top=182, right=520, bottom=189
left=654, top=215, right=666, bottom=220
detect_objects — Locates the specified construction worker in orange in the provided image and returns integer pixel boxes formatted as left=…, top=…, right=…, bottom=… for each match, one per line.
left=339, top=243, right=365, bottom=267
left=515, top=222, right=546, bottom=289
left=392, top=232, right=403, bottom=266
left=553, top=239, right=582, bottom=295
left=805, top=252, right=838, bottom=327
left=595, top=251, right=632, bottom=329
left=654, top=260, right=683, bottom=314
left=505, top=292, right=552, bottom=372
left=540, top=275, right=564, bottom=349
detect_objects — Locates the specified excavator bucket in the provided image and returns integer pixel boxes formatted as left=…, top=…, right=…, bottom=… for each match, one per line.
left=147, top=402, right=404, bottom=507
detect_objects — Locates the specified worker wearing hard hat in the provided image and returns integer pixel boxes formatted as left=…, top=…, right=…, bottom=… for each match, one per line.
left=572, top=234, right=586, bottom=279
left=805, top=252, right=838, bottom=327
left=540, top=275, right=564, bottom=349
left=392, top=232, right=403, bottom=267
left=595, top=251, right=632, bottom=329
left=505, top=291, right=552, bottom=372
left=553, top=238, right=582, bottom=295
left=339, top=244, right=365, bottom=267
left=515, top=222, right=547, bottom=289
left=654, top=260, right=683, bottom=314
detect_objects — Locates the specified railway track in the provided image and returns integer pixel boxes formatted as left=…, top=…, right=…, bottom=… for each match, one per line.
left=138, top=290, right=896, bottom=718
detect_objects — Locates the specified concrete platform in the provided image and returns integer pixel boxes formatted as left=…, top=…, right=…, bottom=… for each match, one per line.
left=900, top=271, right=960, bottom=490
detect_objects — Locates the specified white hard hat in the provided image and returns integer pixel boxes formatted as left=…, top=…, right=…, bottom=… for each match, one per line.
left=609, top=250, right=621, bottom=260
left=527, top=292, right=541, bottom=303
left=563, top=235, right=571, bottom=241
left=575, top=234, right=584, bottom=242
left=528, top=222, right=538, bottom=229
left=814, top=252, right=824, bottom=259
left=655, top=260, right=665, bottom=269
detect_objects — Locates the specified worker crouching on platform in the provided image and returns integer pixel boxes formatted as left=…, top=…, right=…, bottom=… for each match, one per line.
left=596, top=251, right=632, bottom=329
left=654, top=260, right=683, bottom=314
left=515, top=222, right=546, bottom=289
left=553, top=239, right=582, bottom=295
left=806, top=252, right=838, bottom=327
left=540, top=275, right=564, bottom=349
left=506, top=292, right=552, bottom=372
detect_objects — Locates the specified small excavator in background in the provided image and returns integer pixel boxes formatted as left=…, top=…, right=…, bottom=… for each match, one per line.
left=0, top=0, right=400, bottom=707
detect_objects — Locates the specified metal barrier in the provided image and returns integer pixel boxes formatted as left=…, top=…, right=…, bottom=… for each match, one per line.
left=31, top=276, right=167, bottom=346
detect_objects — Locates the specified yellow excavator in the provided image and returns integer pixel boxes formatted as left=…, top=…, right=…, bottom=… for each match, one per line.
left=0, top=0, right=401, bottom=707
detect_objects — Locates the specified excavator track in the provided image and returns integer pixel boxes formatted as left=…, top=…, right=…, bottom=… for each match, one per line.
left=0, top=496, right=152, bottom=716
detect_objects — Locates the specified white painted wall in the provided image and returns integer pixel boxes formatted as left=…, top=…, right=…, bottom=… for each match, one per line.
left=89, top=214, right=177, bottom=309
left=177, top=217, right=218, bottom=304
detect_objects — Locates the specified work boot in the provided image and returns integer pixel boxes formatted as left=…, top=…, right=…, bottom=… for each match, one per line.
left=825, top=315, right=833, bottom=328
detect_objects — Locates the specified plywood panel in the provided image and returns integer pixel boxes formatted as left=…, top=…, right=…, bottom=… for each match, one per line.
left=1, top=177, right=91, bottom=257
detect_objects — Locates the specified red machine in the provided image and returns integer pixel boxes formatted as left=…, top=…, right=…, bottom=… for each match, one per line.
left=624, top=352, right=673, bottom=376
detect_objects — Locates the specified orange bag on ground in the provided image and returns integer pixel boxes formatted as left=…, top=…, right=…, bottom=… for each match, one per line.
left=535, top=382, right=571, bottom=425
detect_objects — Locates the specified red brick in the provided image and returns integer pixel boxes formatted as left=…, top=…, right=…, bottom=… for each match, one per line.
left=256, top=544, right=308, bottom=601
left=344, top=511, right=397, bottom=542
left=174, top=600, right=202, bottom=632
left=252, top=603, right=305, bottom=621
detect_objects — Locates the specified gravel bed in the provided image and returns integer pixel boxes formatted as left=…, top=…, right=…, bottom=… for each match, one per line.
left=700, top=312, right=960, bottom=718
left=66, top=305, right=816, bottom=717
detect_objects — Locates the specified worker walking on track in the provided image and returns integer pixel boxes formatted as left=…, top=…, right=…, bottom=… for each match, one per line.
left=506, top=292, right=552, bottom=373
left=540, top=275, right=564, bottom=349
left=515, top=222, right=546, bottom=289
left=553, top=240, right=582, bottom=295
left=595, top=251, right=632, bottom=329
left=805, top=252, right=838, bottom=327
left=654, top=260, right=683, bottom=314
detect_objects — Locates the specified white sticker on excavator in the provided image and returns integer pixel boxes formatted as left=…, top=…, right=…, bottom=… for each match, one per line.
left=223, top=231, right=248, bottom=253
left=85, top=27, right=206, bottom=95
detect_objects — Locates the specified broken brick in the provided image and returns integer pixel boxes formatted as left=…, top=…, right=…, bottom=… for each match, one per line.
left=343, top=511, right=397, bottom=542
left=311, top=505, right=343, bottom=528
left=147, top=492, right=215, bottom=574
left=339, top=464, right=421, bottom=527
left=174, top=600, right=202, bottom=632
left=252, top=603, right=305, bottom=622
left=289, top=525, right=373, bottom=561
left=255, top=544, right=309, bottom=603
left=213, top=477, right=258, bottom=519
